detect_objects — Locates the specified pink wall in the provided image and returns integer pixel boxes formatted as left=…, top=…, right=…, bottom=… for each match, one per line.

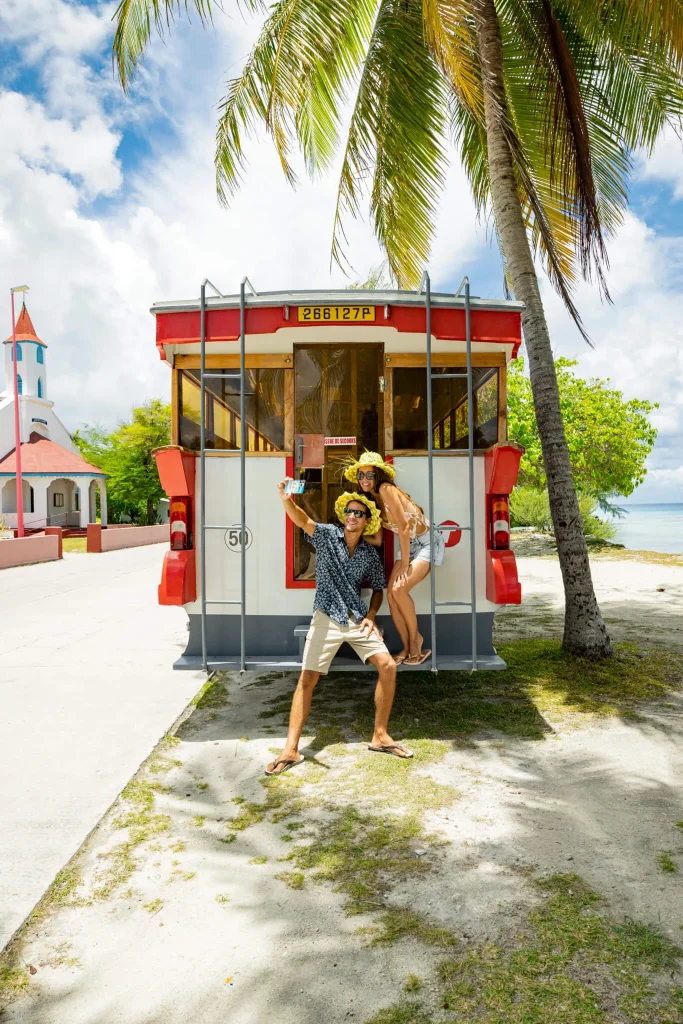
left=0, top=534, right=60, bottom=569
left=87, top=524, right=168, bottom=553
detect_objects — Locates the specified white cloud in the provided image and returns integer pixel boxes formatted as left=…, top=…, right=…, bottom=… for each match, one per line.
left=0, top=2, right=484, bottom=433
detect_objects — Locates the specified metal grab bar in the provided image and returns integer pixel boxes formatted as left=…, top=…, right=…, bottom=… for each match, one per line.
left=424, top=272, right=477, bottom=673
left=199, top=276, right=249, bottom=674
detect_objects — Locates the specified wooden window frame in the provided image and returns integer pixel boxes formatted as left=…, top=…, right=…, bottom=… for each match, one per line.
left=384, top=352, right=507, bottom=455
left=172, top=355, right=293, bottom=455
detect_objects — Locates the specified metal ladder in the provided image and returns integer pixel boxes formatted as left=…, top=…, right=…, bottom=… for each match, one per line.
left=199, top=276, right=255, bottom=672
left=422, top=272, right=478, bottom=672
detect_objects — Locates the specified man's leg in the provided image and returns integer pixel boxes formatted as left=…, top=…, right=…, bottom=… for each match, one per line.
left=266, top=669, right=320, bottom=774
left=366, top=652, right=410, bottom=758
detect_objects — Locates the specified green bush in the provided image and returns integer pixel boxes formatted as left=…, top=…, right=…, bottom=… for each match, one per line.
left=509, top=487, right=553, bottom=532
left=510, top=487, right=616, bottom=542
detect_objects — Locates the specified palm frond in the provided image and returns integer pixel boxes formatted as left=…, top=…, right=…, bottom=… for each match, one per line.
left=112, top=0, right=231, bottom=90
left=215, top=0, right=377, bottom=200
left=332, top=0, right=449, bottom=287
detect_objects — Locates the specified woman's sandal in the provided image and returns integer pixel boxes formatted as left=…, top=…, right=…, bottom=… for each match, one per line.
left=406, top=650, right=432, bottom=666
left=368, top=743, right=414, bottom=759
left=394, top=652, right=408, bottom=666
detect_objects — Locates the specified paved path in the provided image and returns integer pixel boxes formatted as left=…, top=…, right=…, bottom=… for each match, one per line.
left=0, top=545, right=203, bottom=951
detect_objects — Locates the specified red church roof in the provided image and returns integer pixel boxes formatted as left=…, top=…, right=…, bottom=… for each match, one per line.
left=4, top=304, right=46, bottom=346
left=0, top=433, right=105, bottom=476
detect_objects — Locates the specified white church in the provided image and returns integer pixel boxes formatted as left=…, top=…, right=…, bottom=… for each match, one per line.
left=0, top=304, right=107, bottom=530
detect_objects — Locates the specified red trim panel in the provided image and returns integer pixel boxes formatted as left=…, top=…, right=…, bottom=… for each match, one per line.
left=285, top=454, right=315, bottom=589
left=485, top=442, right=524, bottom=496
left=159, top=549, right=196, bottom=605
left=156, top=305, right=521, bottom=348
left=486, top=549, right=521, bottom=604
left=155, top=447, right=196, bottom=497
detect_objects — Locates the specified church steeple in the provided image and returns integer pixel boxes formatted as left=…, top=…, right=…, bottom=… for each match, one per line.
left=3, top=302, right=48, bottom=401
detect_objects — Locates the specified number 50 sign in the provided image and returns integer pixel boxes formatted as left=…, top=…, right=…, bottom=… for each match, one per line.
left=224, top=526, right=253, bottom=551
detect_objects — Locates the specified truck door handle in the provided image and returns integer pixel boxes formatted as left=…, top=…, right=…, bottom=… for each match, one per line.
left=296, top=437, right=304, bottom=463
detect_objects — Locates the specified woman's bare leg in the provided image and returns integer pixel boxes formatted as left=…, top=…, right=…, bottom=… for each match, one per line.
left=391, top=560, right=431, bottom=660
left=387, top=564, right=411, bottom=663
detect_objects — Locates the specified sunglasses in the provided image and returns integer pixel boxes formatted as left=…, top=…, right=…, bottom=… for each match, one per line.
left=344, top=507, right=369, bottom=519
left=357, top=471, right=377, bottom=482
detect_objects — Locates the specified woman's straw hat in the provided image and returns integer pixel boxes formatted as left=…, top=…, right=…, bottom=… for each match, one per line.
left=334, top=491, right=382, bottom=536
left=344, top=451, right=396, bottom=484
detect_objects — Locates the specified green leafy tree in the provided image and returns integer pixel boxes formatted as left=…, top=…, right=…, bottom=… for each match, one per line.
left=112, top=0, right=683, bottom=658
left=73, top=400, right=171, bottom=524
left=508, top=358, right=658, bottom=510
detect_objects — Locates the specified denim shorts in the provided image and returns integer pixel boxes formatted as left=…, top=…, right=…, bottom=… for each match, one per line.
left=406, top=529, right=445, bottom=567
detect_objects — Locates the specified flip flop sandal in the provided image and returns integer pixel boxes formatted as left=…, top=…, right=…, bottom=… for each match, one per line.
left=394, top=653, right=408, bottom=666
left=406, top=650, right=431, bottom=666
left=264, top=755, right=305, bottom=776
left=368, top=743, right=414, bottom=759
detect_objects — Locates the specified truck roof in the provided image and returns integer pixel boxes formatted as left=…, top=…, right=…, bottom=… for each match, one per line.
left=150, top=288, right=525, bottom=316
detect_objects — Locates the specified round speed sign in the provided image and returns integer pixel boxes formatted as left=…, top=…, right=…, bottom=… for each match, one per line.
left=224, top=526, right=253, bottom=552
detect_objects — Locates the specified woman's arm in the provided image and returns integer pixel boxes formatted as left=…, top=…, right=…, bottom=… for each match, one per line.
left=277, top=479, right=316, bottom=537
left=379, top=483, right=411, bottom=573
left=364, top=526, right=384, bottom=547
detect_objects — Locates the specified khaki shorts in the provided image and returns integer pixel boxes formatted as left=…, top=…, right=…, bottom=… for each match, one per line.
left=302, top=609, right=389, bottom=675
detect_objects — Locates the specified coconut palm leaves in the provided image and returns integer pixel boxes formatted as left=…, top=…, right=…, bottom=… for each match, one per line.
left=112, top=0, right=683, bottom=333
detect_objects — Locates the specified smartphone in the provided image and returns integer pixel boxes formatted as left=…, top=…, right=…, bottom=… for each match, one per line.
left=285, top=480, right=306, bottom=495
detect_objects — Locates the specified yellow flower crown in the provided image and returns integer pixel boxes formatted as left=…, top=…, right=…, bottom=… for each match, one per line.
left=334, top=492, right=382, bottom=536
left=343, top=450, right=396, bottom=484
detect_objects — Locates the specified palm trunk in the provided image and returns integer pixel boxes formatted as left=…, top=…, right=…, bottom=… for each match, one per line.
left=471, top=0, right=611, bottom=658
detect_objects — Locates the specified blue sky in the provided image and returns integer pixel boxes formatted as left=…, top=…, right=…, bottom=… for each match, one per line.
left=2, top=0, right=683, bottom=503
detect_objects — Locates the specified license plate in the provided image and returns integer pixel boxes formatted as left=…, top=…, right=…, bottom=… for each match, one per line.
left=297, top=305, right=375, bottom=323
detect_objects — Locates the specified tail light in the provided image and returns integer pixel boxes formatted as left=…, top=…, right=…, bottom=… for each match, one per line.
left=170, top=497, right=192, bottom=551
left=490, top=496, right=510, bottom=549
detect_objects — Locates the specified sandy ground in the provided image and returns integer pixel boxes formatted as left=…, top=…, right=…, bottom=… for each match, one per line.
left=3, top=554, right=683, bottom=1023
left=497, top=554, right=683, bottom=649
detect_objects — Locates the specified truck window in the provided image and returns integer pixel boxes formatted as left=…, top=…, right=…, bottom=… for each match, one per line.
left=392, top=366, right=499, bottom=452
left=178, top=369, right=286, bottom=451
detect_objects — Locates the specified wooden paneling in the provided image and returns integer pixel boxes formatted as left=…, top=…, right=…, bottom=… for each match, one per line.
left=170, top=368, right=180, bottom=446
left=384, top=352, right=505, bottom=367
left=383, top=367, right=393, bottom=455
left=284, top=369, right=294, bottom=452
left=204, top=450, right=292, bottom=458
left=175, top=353, right=293, bottom=368
left=388, top=449, right=487, bottom=457
left=498, top=365, right=508, bottom=442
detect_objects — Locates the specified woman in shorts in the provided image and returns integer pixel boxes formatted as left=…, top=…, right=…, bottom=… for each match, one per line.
left=345, top=452, right=444, bottom=665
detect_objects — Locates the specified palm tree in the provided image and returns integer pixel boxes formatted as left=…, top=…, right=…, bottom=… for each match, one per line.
left=113, top=0, right=683, bottom=657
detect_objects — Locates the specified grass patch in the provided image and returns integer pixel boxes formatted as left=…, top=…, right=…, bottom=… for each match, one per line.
left=93, top=777, right=171, bottom=900
left=658, top=851, right=677, bottom=873
left=190, top=815, right=205, bottom=828
left=196, top=782, right=209, bottom=791
left=403, top=975, right=423, bottom=993
left=218, top=834, right=237, bottom=844
left=215, top=893, right=231, bottom=904
left=360, top=909, right=457, bottom=948
left=365, top=1006, right=433, bottom=1024
left=191, top=677, right=229, bottom=710
left=143, top=898, right=164, bottom=913
left=62, top=536, right=87, bottom=553
left=274, top=870, right=305, bottom=889
left=280, top=807, right=439, bottom=916
left=249, top=856, right=268, bottom=865
left=432, top=874, right=683, bottom=1024
left=0, top=961, right=30, bottom=1009
left=39, top=941, right=80, bottom=970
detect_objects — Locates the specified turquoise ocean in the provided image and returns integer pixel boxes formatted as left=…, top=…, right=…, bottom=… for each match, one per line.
left=611, top=503, right=683, bottom=554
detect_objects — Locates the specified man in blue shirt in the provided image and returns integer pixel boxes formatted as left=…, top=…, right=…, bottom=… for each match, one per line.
left=266, top=478, right=414, bottom=775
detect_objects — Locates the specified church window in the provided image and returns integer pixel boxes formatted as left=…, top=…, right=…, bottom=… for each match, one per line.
left=75, top=492, right=80, bottom=511
left=37, top=346, right=44, bottom=364
left=17, top=374, right=22, bottom=395
left=37, top=378, right=43, bottom=398
left=53, top=493, right=64, bottom=508
left=12, top=344, right=22, bottom=361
